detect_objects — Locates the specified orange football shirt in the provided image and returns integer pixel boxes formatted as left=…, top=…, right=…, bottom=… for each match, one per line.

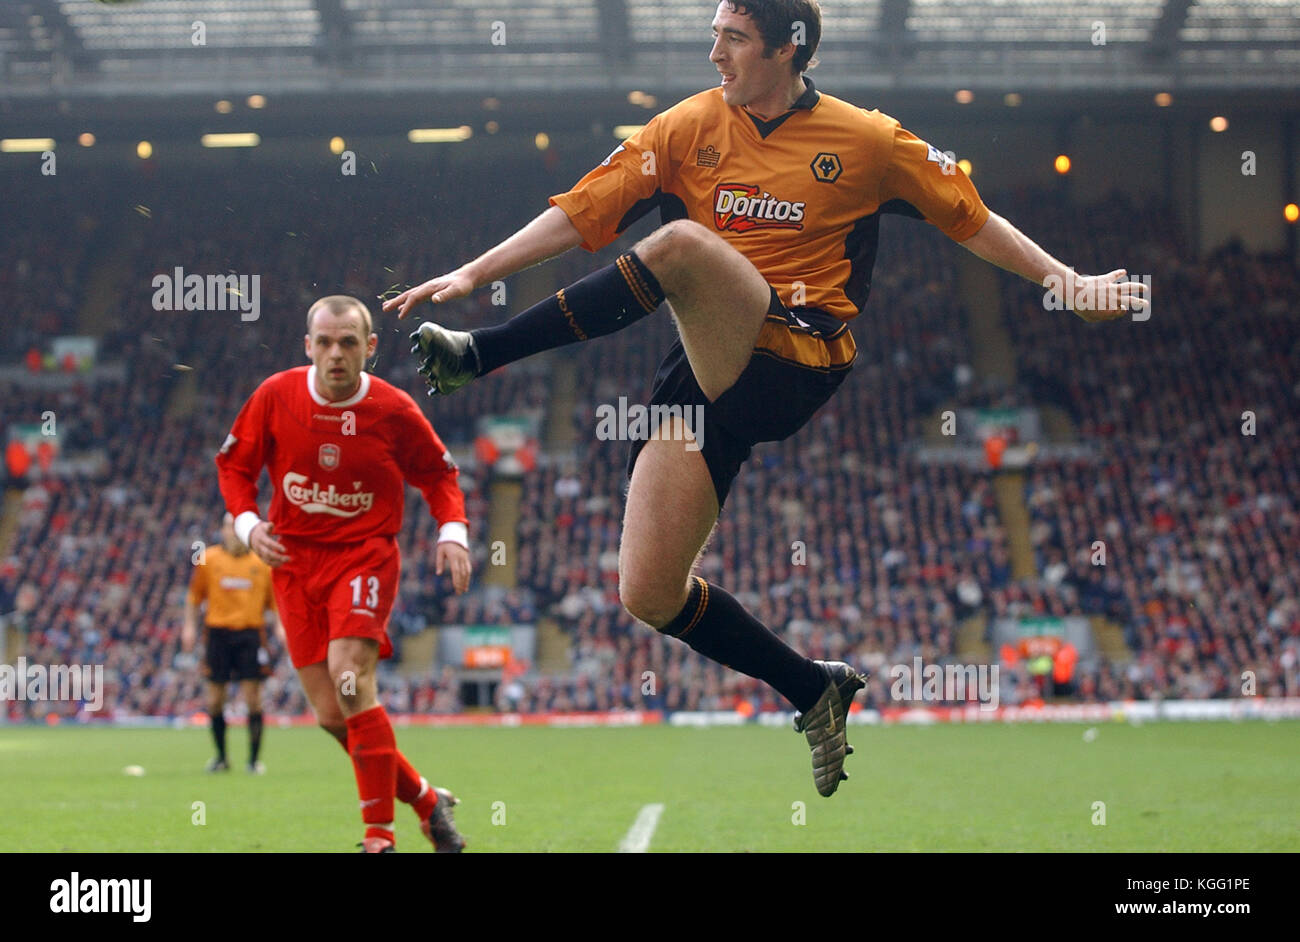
left=187, top=545, right=276, bottom=630
left=550, top=78, right=989, bottom=370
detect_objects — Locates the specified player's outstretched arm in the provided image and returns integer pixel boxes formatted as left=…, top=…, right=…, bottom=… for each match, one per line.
left=384, top=205, right=584, bottom=320
left=959, top=210, right=1149, bottom=321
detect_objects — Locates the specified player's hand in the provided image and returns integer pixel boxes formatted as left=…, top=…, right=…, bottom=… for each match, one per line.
left=436, top=541, right=472, bottom=594
left=180, top=623, right=195, bottom=653
left=250, top=521, right=291, bottom=567
left=1066, top=269, right=1150, bottom=323
left=383, top=268, right=476, bottom=321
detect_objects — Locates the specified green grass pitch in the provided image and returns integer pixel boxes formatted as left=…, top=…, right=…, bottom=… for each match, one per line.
left=3, top=721, right=1296, bottom=851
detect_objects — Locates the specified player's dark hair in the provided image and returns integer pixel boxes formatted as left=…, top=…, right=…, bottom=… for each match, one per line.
left=725, top=0, right=821, bottom=74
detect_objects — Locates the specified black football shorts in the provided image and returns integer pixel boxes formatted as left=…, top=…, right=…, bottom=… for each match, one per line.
left=204, top=627, right=270, bottom=684
left=627, top=287, right=854, bottom=507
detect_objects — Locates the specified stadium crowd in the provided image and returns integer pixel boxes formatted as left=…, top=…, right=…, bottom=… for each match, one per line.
left=999, top=195, right=1300, bottom=703
left=2, top=157, right=559, bottom=718
left=3, top=157, right=1297, bottom=720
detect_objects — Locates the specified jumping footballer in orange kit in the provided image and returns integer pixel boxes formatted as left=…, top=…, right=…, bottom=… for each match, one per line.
left=391, top=1, right=1145, bottom=797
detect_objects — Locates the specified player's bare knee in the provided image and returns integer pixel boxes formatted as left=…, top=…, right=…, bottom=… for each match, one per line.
left=636, top=220, right=713, bottom=289
left=310, top=695, right=348, bottom=741
left=326, top=656, right=361, bottom=696
left=621, top=596, right=674, bottom=631
left=619, top=578, right=687, bottom=630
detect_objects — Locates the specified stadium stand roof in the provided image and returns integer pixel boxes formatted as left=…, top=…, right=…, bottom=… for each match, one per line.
left=1, top=0, right=1297, bottom=100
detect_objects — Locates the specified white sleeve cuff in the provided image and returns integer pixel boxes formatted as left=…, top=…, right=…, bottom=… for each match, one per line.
left=234, top=511, right=263, bottom=548
left=436, top=521, right=468, bottom=549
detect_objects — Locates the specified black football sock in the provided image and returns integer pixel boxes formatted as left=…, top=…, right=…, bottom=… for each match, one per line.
left=211, top=711, right=227, bottom=761
left=248, top=711, right=264, bottom=764
left=658, top=577, right=828, bottom=712
left=471, top=251, right=664, bottom=376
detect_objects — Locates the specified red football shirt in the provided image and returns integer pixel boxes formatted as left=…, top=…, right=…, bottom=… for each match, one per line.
left=216, top=365, right=467, bottom=545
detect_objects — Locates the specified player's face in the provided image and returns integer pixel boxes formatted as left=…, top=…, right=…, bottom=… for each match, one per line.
left=304, top=308, right=377, bottom=401
left=709, top=2, right=789, bottom=109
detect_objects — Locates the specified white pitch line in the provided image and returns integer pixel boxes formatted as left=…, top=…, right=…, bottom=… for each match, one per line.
left=618, top=803, right=665, bottom=853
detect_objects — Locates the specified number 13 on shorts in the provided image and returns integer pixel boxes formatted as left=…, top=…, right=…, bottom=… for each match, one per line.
left=270, top=540, right=399, bottom=667
left=349, top=574, right=380, bottom=612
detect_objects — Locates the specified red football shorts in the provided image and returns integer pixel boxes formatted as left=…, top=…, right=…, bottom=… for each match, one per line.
left=271, top=535, right=399, bottom=669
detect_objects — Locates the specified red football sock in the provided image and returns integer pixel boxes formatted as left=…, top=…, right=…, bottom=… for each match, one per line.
left=335, top=730, right=433, bottom=815
left=394, top=751, right=421, bottom=802
left=396, top=752, right=439, bottom=819
left=345, top=705, right=397, bottom=840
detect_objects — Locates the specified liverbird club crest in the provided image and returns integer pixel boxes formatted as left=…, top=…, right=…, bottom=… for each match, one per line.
left=318, top=443, right=340, bottom=470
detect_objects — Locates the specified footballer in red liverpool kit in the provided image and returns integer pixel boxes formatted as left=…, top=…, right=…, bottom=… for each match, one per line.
left=216, top=295, right=470, bottom=853
left=216, top=360, right=466, bottom=666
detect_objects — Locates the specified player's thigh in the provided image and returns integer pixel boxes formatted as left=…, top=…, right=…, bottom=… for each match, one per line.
left=635, top=221, right=771, bottom=400
left=297, top=661, right=345, bottom=728
left=205, top=681, right=227, bottom=709
left=619, top=422, right=719, bottom=627
left=238, top=678, right=262, bottom=711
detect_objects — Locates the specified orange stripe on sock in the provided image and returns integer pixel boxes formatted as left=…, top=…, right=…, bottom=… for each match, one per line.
left=617, top=255, right=658, bottom=313
left=614, top=257, right=647, bottom=311
left=626, top=256, right=661, bottom=312
left=676, top=577, right=709, bottom=640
